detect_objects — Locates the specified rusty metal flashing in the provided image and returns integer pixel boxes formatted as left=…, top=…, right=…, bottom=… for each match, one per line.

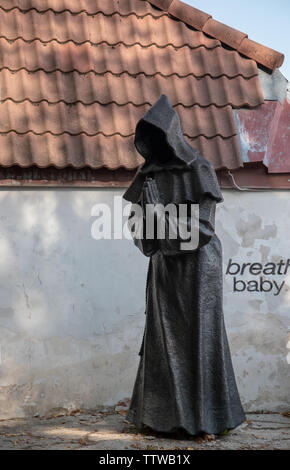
left=0, top=164, right=289, bottom=190
left=0, top=167, right=136, bottom=187
left=217, top=163, right=290, bottom=190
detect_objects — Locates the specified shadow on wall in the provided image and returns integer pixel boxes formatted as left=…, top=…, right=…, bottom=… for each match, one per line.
left=0, top=188, right=148, bottom=418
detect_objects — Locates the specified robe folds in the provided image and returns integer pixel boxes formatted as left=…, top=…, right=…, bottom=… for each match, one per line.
left=123, top=95, right=245, bottom=435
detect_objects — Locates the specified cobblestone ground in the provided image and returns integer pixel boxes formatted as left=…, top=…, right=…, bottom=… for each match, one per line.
left=0, top=403, right=289, bottom=450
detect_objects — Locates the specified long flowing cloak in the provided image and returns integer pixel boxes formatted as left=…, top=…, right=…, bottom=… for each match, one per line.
left=123, top=95, right=245, bottom=435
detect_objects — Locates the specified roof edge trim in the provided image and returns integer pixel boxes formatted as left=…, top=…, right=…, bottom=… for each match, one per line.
left=147, top=0, right=284, bottom=71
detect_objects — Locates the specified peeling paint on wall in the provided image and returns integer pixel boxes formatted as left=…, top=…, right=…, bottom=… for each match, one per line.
left=217, top=190, right=290, bottom=412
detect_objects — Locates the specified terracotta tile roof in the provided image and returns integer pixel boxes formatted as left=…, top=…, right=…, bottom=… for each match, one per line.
left=0, top=0, right=163, bottom=16
left=0, top=40, right=257, bottom=77
left=0, top=8, right=219, bottom=48
left=0, top=0, right=267, bottom=172
left=0, top=102, right=239, bottom=137
left=0, top=134, right=140, bottom=169
left=150, top=0, right=284, bottom=71
left=0, top=71, right=262, bottom=107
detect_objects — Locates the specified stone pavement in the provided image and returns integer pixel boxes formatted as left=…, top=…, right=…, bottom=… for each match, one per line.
left=0, top=403, right=289, bottom=450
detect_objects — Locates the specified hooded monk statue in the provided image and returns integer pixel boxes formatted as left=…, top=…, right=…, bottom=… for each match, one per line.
left=123, top=95, right=245, bottom=435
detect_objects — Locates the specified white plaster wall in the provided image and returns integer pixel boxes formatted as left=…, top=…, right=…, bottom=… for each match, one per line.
left=0, top=188, right=288, bottom=418
left=217, top=190, right=290, bottom=412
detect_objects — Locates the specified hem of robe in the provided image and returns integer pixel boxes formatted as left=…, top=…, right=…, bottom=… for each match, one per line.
left=125, top=408, right=246, bottom=437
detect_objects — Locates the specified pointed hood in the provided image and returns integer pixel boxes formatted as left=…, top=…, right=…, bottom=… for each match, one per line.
left=123, top=95, right=223, bottom=205
left=134, top=94, right=197, bottom=168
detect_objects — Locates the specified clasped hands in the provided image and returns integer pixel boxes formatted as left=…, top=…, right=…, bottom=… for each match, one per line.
left=142, top=177, right=160, bottom=206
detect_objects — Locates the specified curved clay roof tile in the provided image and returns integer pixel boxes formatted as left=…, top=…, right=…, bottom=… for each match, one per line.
left=148, top=0, right=284, bottom=71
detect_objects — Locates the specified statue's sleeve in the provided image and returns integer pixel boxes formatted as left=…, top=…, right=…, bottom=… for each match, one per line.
left=128, top=202, right=159, bottom=257
left=159, top=196, right=217, bottom=256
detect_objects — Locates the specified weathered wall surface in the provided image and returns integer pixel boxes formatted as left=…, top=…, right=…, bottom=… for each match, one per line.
left=0, top=188, right=288, bottom=418
left=217, top=190, right=289, bottom=412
